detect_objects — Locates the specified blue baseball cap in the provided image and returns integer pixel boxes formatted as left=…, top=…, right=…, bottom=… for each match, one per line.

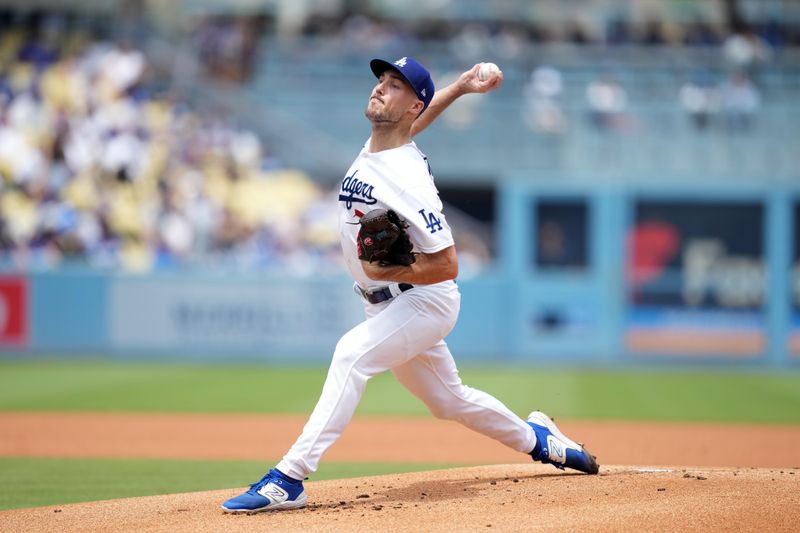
left=370, top=56, right=435, bottom=112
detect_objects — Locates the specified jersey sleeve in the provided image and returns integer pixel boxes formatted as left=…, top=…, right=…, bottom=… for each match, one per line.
left=393, top=185, right=454, bottom=254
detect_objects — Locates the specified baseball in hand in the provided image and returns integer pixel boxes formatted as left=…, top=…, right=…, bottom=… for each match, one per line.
left=478, top=62, right=501, bottom=82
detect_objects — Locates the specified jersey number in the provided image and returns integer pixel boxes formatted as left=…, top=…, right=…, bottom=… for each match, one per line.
left=419, top=209, right=443, bottom=234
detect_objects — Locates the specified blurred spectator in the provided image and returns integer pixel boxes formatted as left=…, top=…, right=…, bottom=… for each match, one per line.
left=641, top=19, right=667, bottom=46
left=755, top=19, right=787, bottom=49
left=678, top=71, right=720, bottom=131
left=719, top=71, right=761, bottom=132
left=723, top=30, right=772, bottom=75
left=97, top=41, right=146, bottom=96
left=585, top=75, right=634, bottom=133
left=17, top=22, right=60, bottom=70
left=523, top=66, right=567, bottom=135
left=683, top=20, right=723, bottom=46
left=192, top=15, right=263, bottom=83
left=605, top=18, right=632, bottom=45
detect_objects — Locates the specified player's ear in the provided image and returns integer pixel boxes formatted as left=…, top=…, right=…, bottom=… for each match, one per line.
left=410, top=99, right=424, bottom=117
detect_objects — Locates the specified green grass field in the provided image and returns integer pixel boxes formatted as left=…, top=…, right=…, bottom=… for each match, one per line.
left=1, top=359, right=799, bottom=511
left=2, top=360, right=799, bottom=423
left=0, top=457, right=461, bottom=511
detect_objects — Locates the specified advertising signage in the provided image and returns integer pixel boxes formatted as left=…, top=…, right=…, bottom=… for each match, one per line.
left=625, top=201, right=765, bottom=357
left=0, top=276, right=27, bottom=348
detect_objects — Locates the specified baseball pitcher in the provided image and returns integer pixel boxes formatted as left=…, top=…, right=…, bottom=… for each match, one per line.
left=222, top=56, right=598, bottom=514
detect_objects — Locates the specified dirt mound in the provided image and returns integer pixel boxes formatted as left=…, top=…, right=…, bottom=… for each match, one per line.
left=3, top=413, right=800, bottom=530
left=2, top=464, right=798, bottom=532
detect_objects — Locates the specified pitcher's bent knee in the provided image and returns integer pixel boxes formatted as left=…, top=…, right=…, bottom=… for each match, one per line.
left=331, top=341, right=361, bottom=368
left=427, top=403, right=456, bottom=420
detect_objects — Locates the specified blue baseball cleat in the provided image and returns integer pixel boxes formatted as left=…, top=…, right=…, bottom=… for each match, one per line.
left=527, top=411, right=599, bottom=475
left=221, top=468, right=308, bottom=513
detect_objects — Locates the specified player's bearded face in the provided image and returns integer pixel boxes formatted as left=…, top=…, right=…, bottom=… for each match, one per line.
left=365, top=72, right=421, bottom=124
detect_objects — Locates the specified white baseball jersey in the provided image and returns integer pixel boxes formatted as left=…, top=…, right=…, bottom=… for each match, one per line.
left=337, top=139, right=456, bottom=290
left=276, top=138, right=535, bottom=482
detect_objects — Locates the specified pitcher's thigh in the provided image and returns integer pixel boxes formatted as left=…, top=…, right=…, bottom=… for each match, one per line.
left=335, top=299, right=453, bottom=371
left=390, top=343, right=467, bottom=418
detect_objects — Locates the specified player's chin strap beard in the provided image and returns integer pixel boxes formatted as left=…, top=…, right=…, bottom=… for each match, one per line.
left=366, top=107, right=402, bottom=125
left=368, top=114, right=401, bottom=125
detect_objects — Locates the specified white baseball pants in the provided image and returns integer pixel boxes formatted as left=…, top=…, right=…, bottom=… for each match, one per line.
left=276, top=282, right=535, bottom=481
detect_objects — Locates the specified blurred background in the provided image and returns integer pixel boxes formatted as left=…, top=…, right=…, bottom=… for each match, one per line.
left=0, top=0, right=798, bottom=366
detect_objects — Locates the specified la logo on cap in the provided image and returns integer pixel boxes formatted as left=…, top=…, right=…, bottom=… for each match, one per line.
left=394, top=57, right=408, bottom=67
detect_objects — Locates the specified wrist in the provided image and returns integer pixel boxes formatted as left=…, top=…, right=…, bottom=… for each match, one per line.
left=450, top=80, right=469, bottom=98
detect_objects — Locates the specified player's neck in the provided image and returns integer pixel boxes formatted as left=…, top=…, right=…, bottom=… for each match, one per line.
left=368, top=125, right=412, bottom=153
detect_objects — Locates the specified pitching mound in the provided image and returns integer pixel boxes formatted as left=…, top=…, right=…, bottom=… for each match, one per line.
left=2, top=464, right=798, bottom=532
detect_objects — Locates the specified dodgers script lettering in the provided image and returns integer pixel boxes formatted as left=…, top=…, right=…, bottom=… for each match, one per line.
left=339, top=170, right=377, bottom=209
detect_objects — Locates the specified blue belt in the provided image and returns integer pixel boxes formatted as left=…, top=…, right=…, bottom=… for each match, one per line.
left=358, top=283, right=414, bottom=304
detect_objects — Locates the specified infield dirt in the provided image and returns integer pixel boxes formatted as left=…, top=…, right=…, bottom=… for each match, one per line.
left=1, top=413, right=799, bottom=531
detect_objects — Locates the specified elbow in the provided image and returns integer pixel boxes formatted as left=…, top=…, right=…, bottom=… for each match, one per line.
left=434, top=246, right=458, bottom=282
left=444, top=254, right=459, bottom=281
left=449, top=258, right=459, bottom=280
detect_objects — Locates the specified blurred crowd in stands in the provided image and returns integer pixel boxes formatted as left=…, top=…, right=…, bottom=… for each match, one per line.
left=520, top=65, right=763, bottom=137
left=0, top=18, right=342, bottom=273
left=259, top=3, right=781, bottom=138
left=1, top=2, right=796, bottom=273
left=299, top=6, right=799, bottom=51
left=513, top=13, right=773, bottom=136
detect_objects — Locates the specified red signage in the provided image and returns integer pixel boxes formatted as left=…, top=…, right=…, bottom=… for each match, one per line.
left=0, top=276, right=27, bottom=346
